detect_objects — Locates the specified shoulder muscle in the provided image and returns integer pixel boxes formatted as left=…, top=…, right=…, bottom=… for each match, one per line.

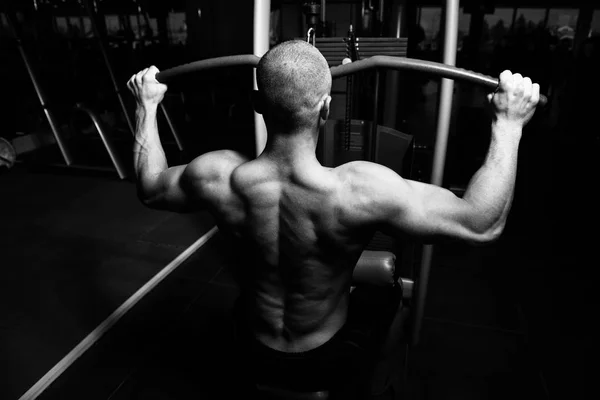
left=334, top=161, right=489, bottom=244
left=183, top=150, right=248, bottom=203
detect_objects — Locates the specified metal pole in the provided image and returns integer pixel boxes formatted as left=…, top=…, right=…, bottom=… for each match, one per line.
left=82, top=0, right=135, bottom=136
left=378, top=0, right=385, bottom=36
left=572, top=6, right=593, bottom=57
left=382, top=0, right=404, bottom=129
left=369, top=69, right=380, bottom=161
left=74, top=103, right=128, bottom=179
left=6, top=11, right=73, bottom=165
left=253, top=0, right=271, bottom=157
left=412, top=0, right=459, bottom=346
left=160, top=103, right=183, bottom=151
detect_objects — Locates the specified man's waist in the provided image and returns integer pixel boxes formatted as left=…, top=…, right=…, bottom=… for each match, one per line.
left=234, top=295, right=349, bottom=353
left=254, top=315, right=347, bottom=353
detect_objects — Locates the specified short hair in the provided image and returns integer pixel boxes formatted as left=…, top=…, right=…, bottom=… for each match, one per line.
left=257, top=40, right=332, bottom=130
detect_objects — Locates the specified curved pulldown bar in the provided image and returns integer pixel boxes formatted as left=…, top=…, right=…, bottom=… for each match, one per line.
left=155, top=54, right=547, bottom=105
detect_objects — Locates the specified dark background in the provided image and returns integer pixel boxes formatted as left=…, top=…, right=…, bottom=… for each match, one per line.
left=0, top=1, right=597, bottom=399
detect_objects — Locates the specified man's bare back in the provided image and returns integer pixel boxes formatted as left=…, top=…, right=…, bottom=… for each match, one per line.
left=127, top=40, right=539, bottom=360
left=209, top=151, right=382, bottom=352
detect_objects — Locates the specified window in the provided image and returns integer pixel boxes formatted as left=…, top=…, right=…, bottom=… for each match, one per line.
left=418, top=7, right=441, bottom=51
left=68, top=17, right=82, bottom=36
left=481, top=8, right=513, bottom=54
left=52, top=16, right=86, bottom=38
left=105, top=15, right=121, bottom=36
left=513, top=8, right=546, bottom=34
left=168, top=12, right=186, bottom=45
left=129, top=15, right=142, bottom=40
left=55, top=16, right=69, bottom=35
left=81, top=16, right=92, bottom=38
left=128, top=15, right=158, bottom=40
left=457, top=8, right=471, bottom=52
left=147, top=18, right=158, bottom=37
left=547, top=9, right=578, bottom=41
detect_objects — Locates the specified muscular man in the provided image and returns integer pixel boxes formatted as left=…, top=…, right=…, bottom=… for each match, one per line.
left=127, top=40, right=539, bottom=396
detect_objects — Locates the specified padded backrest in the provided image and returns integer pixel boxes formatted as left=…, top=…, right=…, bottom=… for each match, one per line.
left=352, top=250, right=396, bottom=286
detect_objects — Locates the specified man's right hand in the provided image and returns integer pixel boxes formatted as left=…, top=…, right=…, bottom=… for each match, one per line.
left=488, top=70, right=540, bottom=129
left=127, top=66, right=168, bottom=109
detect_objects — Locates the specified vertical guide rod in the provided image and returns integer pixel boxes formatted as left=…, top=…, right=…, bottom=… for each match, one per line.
left=6, top=11, right=73, bottom=165
left=83, top=0, right=135, bottom=136
left=74, top=103, right=128, bottom=179
left=160, top=104, right=183, bottom=151
left=253, top=0, right=271, bottom=157
left=369, top=69, right=380, bottom=161
left=412, top=0, right=459, bottom=346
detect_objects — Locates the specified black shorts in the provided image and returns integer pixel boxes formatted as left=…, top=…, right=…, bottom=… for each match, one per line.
left=232, top=284, right=402, bottom=399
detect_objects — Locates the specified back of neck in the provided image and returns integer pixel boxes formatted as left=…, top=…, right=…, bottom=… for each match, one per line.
left=262, top=129, right=320, bottom=165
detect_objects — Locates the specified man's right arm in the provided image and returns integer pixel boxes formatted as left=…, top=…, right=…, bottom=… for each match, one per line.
left=340, top=70, right=539, bottom=245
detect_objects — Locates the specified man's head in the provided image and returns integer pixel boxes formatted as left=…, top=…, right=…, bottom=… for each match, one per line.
left=255, top=40, right=332, bottom=133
